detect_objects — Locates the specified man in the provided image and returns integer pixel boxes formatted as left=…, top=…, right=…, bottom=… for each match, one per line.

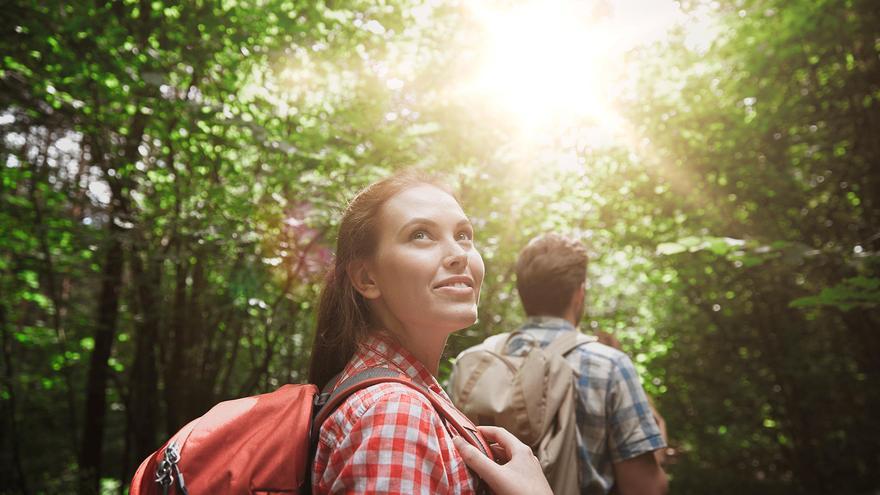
left=504, top=233, right=667, bottom=494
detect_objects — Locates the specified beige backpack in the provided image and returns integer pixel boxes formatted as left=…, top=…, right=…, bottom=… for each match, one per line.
left=450, top=331, right=596, bottom=495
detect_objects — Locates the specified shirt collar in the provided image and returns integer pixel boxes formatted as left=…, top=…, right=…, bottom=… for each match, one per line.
left=520, top=315, right=577, bottom=332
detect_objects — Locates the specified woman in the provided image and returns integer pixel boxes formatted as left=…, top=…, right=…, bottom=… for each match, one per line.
left=308, top=172, right=551, bottom=495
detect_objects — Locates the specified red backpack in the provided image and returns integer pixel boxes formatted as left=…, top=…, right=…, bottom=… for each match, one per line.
left=130, top=368, right=491, bottom=494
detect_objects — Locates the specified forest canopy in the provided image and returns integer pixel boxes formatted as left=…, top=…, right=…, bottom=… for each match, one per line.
left=1, top=0, right=878, bottom=493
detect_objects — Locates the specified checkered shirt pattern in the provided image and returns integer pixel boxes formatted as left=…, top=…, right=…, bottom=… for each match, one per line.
left=505, top=317, right=666, bottom=494
left=312, top=334, right=481, bottom=494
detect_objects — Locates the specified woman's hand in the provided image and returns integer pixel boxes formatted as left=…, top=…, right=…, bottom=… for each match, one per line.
left=453, top=426, right=553, bottom=495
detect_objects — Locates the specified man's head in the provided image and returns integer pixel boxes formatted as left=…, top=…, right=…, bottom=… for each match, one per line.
left=515, top=233, right=588, bottom=323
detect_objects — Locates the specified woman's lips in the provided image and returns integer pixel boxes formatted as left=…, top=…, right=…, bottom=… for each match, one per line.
left=433, top=277, right=475, bottom=297
left=433, top=285, right=475, bottom=297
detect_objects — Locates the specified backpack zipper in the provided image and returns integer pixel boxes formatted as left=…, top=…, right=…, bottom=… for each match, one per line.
left=155, top=441, right=189, bottom=495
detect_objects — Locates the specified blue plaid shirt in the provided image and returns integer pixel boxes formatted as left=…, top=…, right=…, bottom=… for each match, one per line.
left=504, top=317, right=665, bottom=494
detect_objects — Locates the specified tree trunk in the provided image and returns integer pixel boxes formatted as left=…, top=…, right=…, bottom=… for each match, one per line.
left=126, top=252, right=162, bottom=477
left=185, top=256, right=212, bottom=421
left=78, top=230, right=124, bottom=494
left=163, top=257, right=190, bottom=434
left=1, top=302, right=30, bottom=494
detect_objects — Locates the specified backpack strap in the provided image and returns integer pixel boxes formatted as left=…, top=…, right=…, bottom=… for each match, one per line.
left=310, top=368, right=402, bottom=449
left=491, top=332, right=513, bottom=353
left=311, top=367, right=493, bottom=459
left=544, top=331, right=597, bottom=357
left=495, top=330, right=593, bottom=356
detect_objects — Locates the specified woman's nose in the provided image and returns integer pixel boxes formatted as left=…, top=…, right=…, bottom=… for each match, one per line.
left=443, top=241, right=468, bottom=270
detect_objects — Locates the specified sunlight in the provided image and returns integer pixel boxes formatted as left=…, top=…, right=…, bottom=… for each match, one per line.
left=461, top=1, right=614, bottom=135
left=476, top=3, right=611, bottom=129
left=457, top=0, right=691, bottom=142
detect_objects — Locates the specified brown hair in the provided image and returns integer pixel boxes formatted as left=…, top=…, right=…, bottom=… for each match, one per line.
left=515, top=233, right=587, bottom=317
left=596, top=330, right=622, bottom=350
left=308, top=171, right=452, bottom=390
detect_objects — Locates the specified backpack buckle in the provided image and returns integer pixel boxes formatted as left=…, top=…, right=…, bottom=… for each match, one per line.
left=155, top=442, right=188, bottom=494
left=314, top=392, right=330, bottom=408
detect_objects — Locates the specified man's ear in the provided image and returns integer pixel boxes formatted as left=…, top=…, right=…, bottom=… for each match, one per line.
left=571, top=282, right=585, bottom=306
left=569, top=282, right=586, bottom=323
left=348, top=259, right=381, bottom=300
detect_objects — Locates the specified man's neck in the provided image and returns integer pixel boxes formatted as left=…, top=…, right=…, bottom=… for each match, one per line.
left=525, top=314, right=577, bottom=328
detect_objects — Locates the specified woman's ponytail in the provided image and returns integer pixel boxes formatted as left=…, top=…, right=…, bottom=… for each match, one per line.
left=308, top=264, right=369, bottom=390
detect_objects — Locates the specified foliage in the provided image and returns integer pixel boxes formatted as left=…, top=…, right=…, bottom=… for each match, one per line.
left=790, top=276, right=880, bottom=311
left=620, top=0, right=880, bottom=492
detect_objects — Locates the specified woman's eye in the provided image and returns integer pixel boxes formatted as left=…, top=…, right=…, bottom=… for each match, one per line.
left=456, top=231, right=473, bottom=241
left=411, top=230, right=429, bottom=240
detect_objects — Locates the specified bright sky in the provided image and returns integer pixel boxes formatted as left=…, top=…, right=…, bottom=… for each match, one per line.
left=455, top=0, right=716, bottom=143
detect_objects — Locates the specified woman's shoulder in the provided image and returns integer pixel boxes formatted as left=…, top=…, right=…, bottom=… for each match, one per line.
left=313, top=381, right=477, bottom=494
left=322, top=381, right=439, bottom=432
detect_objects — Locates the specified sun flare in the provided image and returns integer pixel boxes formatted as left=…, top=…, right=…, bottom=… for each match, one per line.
left=461, top=2, right=620, bottom=135
left=455, top=0, right=694, bottom=144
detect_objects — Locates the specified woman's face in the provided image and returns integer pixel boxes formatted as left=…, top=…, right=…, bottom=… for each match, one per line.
left=362, top=184, right=484, bottom=336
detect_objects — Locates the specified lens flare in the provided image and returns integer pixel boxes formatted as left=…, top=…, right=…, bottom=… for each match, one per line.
left=459, top=1, right=618, bottom=135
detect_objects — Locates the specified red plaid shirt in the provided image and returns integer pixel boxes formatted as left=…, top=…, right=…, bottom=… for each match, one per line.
left=312, top=334, right=482, bottom=494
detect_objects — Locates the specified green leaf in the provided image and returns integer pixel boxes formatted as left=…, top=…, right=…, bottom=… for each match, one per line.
left=656, top=242, right=687, bottom=255
left=790, top=277, right=880, bottom=311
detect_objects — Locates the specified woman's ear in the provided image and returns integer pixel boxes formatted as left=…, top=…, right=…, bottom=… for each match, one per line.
left=348, top=260, right=381, bottom=299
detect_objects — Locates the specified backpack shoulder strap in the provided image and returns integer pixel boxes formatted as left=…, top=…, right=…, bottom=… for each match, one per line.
left=489, top=332, right=512, bottom=353
left=494, top=330, right=553, bottom=355
left=545, top=331, right=597, bottom=357
left=310, top=368, right=402, bottom=441
left=311, top=367, right=492, bottom=459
